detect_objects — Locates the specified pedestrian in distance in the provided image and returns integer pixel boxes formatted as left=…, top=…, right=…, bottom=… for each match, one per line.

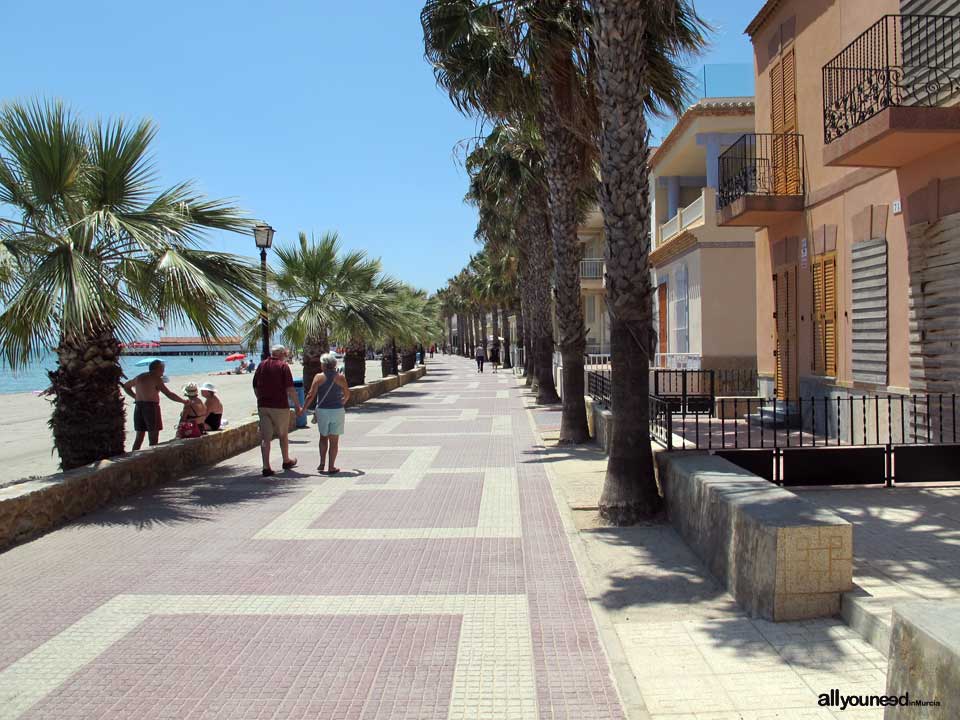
left=303, top=353, right=351, bottom=475
left=475, top=344, right=486, bottom=373
left=122, top=359, right=188, bottom=450
left=490, top=343, right=500, bottom=373
left=252, top=344, right=302, bottom=477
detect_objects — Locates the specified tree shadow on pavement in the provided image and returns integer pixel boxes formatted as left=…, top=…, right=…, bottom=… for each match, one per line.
left=70, top=462, right=298, bottom=531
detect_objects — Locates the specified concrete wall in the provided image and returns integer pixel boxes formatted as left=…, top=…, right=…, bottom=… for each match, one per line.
left=656, top=452, right=853, bottom=621
left=0, top=366, right=428, bottom=551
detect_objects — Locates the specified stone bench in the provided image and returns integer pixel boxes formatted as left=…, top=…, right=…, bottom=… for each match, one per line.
left=885, top=601, right=959, bottom=719
left=656, top=452, right=853, bottom=621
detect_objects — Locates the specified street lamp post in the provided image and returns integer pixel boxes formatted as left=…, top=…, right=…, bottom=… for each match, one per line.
left=253, top=223, right=275, bottom=360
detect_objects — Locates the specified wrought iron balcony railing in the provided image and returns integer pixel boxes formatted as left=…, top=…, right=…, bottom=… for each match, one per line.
left=717, top=133, right=805, bottom=209
left=579, top=258, right=605, bottom=279
left=823, top=14, right=960, bottom=144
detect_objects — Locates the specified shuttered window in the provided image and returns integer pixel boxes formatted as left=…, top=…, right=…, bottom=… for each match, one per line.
left=812, top=253, right=838, bottom=376
left=851, top=240, right=888, bottom=385
left=771, top=58, right=785, bottom=132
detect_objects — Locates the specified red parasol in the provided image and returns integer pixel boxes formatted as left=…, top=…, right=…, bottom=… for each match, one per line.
left=225, top=353, right=246, bottom=362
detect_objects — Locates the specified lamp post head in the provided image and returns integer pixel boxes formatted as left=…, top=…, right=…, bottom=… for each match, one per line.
left=253, top=223, right=275, bottom=250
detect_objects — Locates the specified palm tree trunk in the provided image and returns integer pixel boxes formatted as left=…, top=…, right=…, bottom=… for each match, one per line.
left=539, top=101, right=590, bottom=442
left=527, top=206, right=560, bottom=403
left=344, top=338, right=366, bottom=387
left=302, top=329, right=329, bottom=408
left=401, top=346, right=416, bottom=372
left=480, top=311, right=488, bottom=355
left=501, top=307, right=512, bottom=369
left=50, top=327, right=125, bottom=470
left=594, top=2, right=662, bottom=523
left=491, top=306, right=501, bottom=363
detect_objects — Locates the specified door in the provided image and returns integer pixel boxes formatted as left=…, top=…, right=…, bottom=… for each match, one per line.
left=657, top=283, right=669, bottom=359
left=774, top=266, right=798, bottom=400
left=770, top=49, right=800, bottom=196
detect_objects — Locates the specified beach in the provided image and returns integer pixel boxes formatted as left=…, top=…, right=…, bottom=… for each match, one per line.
left=0, top=360, right=383, bottom=484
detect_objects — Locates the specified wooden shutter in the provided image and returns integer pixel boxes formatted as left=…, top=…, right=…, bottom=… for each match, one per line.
left=782, top=49, right=797, bottom=132
left=812, top=253, right=838, bottom=376
left=852, top=240, right=888, bottom=384
left=775, top=271, right=792, bottom=400
left=771, top=59, right=785, bottom=132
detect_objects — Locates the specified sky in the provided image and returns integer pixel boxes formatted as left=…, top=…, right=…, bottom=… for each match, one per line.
left=0, top=0, right=759, bottom=299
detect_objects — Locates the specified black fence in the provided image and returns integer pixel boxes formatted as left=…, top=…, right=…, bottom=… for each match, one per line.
left=823, top=14, right=960, bottom=144
left=718, top=133, right=805, bottom=209
left=652, top=393, right=960, bottom=486
left=588, top=367, right=758, bottom=413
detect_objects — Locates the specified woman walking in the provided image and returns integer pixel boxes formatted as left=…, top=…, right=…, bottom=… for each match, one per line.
left=475, top=344, right=486, bottom=373
left=303, top=353, right=351, bottom=474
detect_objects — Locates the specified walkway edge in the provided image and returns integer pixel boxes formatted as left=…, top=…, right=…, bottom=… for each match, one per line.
left=520, top=386, right=650, bottom=720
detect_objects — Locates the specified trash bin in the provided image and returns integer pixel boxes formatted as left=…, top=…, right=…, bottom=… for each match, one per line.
left=292, top=379, right=308, bottom=428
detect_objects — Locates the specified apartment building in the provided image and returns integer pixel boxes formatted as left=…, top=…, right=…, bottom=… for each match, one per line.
left=719, top=0, right=960, bottom=404
left=649, top=97, right=758, bottom=372
left=577, top=207, right=609, bottom=356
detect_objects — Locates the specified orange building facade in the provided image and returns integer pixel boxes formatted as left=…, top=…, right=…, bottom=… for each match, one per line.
left=720, top=0, right=960, bottom=404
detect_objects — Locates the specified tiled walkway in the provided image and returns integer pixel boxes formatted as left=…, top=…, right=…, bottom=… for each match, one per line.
left=0, top=357, right=625, bottom=719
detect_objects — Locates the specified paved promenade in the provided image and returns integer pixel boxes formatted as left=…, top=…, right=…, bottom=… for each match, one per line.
left=0, top=356, right=625, bottom=719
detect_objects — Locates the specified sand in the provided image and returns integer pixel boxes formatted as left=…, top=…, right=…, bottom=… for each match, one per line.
left=0, top=360, right=383, bottom=484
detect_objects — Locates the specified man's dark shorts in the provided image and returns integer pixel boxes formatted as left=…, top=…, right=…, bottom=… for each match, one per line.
left=134, top=401, right=163, bottom=433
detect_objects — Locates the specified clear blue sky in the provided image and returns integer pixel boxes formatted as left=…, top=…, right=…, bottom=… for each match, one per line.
left=0, top=0, right=758, bottom=295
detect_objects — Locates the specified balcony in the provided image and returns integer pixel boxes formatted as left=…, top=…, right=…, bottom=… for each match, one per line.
left=823, top=15, right=960, bottom=168
left=579, top=258, right=605, bottom=289
left=717, top=133, right=805, bottom=227
left=658, top=191, right=705, bottom=246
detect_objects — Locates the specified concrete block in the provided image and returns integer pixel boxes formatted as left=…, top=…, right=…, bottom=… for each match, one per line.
left=657, top=453, right=853, bottom=621
left=885, top=601, right=960, bottom=719
left=715, top=396, right=763, bottom=420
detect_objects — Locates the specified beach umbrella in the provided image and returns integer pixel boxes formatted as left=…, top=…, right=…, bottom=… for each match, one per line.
left=135, top=357, right=161, bottom=367
left=225, top=353, right=246, bottom=362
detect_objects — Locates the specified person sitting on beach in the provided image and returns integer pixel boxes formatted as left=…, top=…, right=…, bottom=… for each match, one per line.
left=200, top=382, right=223, bottom=430
left=176, top=383, right=207, bottom=439
left=122, top=360, right=187, bottom=450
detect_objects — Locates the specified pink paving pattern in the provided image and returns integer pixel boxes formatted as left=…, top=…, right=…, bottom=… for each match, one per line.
left=0, top=356, right=626, bottom=719
left=310, top=474, right=484, bottom=529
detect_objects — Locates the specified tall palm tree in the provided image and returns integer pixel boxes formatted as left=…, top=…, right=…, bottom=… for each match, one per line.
left=422, top=0, right=595, bottom=441
left=271, top=232, right=395, bottom=396
left=591, top=0, right=707, bottom=523
left=0, top=100, right=258, bottom=470
left=464, top=122, right=559, bottom=401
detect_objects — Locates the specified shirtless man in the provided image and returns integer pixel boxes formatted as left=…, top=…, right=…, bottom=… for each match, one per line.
left=121, top=360, right=187, bottom=450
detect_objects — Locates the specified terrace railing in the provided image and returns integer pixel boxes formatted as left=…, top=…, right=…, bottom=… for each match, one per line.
left=718, top=133, right=805, bottom=209
left=580, top=258, right=605, bottom=280
left=823, top=14, right=960, bottom=144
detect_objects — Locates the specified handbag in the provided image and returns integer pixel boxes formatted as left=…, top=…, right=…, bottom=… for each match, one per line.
left=177, top=421, right=203, bottom=439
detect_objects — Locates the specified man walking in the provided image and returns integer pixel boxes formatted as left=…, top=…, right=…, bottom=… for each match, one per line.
left=475, top=343, right=486, bottom=373
left=253, top=345, right=302, bottom=477
left=122, top=359, right=188, bottom=450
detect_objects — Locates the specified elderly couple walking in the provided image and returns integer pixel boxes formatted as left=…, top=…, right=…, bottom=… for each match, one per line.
left=253, top=345, right=351, bottom=477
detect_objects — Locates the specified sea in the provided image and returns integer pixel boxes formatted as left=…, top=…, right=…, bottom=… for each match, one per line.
left=0, top=354, right=248, bottom=395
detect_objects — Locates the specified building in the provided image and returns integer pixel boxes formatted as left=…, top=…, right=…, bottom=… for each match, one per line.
left=577, top=207, right=609, bottom=357
left=649, top=97, right=759, bottom=372
left=145, top=336, right=245, bottom=356
left=719, top=0, right=960, bottom=411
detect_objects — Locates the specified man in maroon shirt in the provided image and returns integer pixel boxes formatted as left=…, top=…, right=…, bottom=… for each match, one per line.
left=253, top=345, right=303, bottom=476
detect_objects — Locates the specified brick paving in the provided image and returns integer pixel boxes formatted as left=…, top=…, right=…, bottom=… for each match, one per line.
left=0, top=356, right=625, bottom=719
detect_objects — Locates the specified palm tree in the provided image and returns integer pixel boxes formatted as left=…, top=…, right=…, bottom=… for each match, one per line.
left=591, top=1, right=707, bottom=524
left=270, top=232, right=397, bottom=396
left=422, top=0, right=595, bottom=441
left=0, top=100, right=258, bottom=470
left=463, top=122, right=559, bottom=401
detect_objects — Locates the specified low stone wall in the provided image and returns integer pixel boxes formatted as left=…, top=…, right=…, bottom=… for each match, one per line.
left=0, top=365, right=428, bottom=551
left=346, top=366, right=425, bottom=407
left=885, top=601, right=959, bottom=719
left=656, top=452, right=853, bottom=621
left=585, top=396, right=615, bottom=454
left=0, top=413, right=284, bottom=551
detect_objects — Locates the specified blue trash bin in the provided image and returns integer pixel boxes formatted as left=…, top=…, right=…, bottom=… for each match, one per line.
left=292, top=379, right=307, bottom=428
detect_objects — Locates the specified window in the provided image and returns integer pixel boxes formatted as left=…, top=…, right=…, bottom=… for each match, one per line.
left=671, top=264, right=689, bottom=354
left=812, top=253, right=837, bottom=376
